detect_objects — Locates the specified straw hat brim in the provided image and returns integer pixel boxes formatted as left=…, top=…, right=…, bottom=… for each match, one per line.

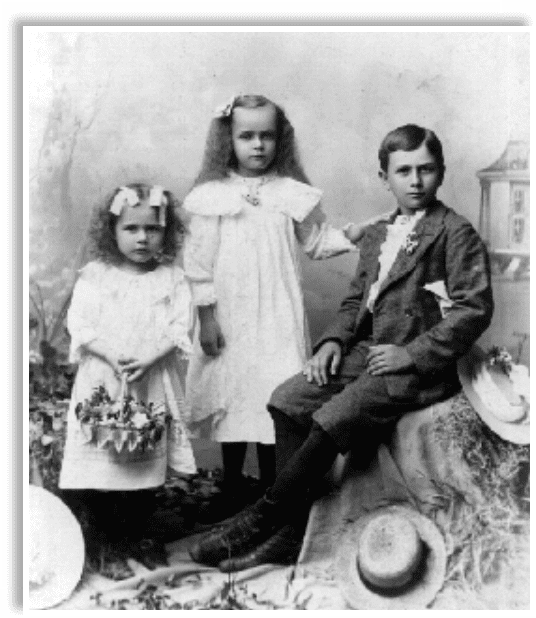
left=28, top=485, right=85, bottom=609
left=457, top=346, right=530, bottom=445
left=336, top=505, right=446, bottom=610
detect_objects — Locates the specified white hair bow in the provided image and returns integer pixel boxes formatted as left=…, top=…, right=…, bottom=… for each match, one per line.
left=110, top=187, right=140, bottom=215
left=109, top=185, right=168, bottom=226
left=149, top=185, right=168, bottom=226
left=213, top=95, right=240, bottom=119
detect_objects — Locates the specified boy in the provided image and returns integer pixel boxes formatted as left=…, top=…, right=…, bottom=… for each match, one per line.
left=189, top=124, right=494, bottom=571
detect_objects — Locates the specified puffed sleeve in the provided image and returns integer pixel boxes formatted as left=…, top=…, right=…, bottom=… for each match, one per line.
left=162, top=266, right=194, bottom=356
left=66, top=262, right=103, bottom=364
left=295, top=203, right=359, bottom=260
left=182, top=214, right=221, bottom=306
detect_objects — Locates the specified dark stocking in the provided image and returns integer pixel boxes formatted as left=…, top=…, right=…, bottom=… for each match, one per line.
left=269, top=405, right=310, bottom=474
left=267, top=422, right=339, bottom=505
left=221, top=442, right=248, bottom=489
left=256, top=443, right=276, bottom=488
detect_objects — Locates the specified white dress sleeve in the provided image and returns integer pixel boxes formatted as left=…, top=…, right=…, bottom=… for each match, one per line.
left=294, top=203, right=359, bottom=260
left=183, top=214, right=221, bottom=306
left=155, top=267, right=194, bottom=357
left=66, top=262, right=103, bottom=364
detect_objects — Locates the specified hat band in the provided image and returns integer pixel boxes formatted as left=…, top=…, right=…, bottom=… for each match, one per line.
left=357, top=544, right=430, bottom=597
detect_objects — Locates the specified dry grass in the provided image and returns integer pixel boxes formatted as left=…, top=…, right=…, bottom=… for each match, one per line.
left=431, top=393, right=529, bottom=595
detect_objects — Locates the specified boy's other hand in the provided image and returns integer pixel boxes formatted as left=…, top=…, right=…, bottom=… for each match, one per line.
left=303, top=341, right=342, bottom=386
left=366, top=344, right=414, bottom=375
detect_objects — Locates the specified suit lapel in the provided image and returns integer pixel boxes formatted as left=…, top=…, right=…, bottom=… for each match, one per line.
left=376, top=201, right=447, bottom=298
left=350, top=216, right=391, bottom=330
left=358, top=220, right=389, bottom=293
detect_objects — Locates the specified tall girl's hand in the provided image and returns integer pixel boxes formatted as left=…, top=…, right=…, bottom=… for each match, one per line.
left=197, top=305, right=225, bottom=357
left=199, top=317, right=225, bottom=356
left=343, top=210, right=396, bottom=244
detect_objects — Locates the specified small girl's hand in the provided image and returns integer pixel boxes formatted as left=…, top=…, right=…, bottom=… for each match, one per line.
left=109, top=355, right=134, bottom=378
left=120, top=357, right=152, bottom=383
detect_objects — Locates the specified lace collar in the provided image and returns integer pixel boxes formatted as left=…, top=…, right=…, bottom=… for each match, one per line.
left=391, top=209, right=426, bottom=227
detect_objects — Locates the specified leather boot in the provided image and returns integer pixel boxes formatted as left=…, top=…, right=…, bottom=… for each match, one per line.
left=217, top=522, right=305, bottom=573
left=188, top=495, right=282, bottom=566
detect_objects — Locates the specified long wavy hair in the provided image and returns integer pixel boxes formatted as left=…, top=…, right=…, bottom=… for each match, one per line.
left=193, top=94, right=310, bottom=187
left=88, top=183, right=184, bottom=266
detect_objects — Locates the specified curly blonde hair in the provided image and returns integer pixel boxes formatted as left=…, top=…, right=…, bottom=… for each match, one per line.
left=193, top=94, right=310, bottom=187
left=88, top=183, right=185, bottom=266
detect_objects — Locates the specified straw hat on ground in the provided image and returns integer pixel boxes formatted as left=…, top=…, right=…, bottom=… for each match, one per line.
left=28, top=485, right=85, bottom=609
left=336, top=504, right=446, bottom=609
left=457, top=345, right=530, bottom=445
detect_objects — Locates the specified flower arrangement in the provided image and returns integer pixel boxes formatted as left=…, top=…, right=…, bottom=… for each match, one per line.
left=483, top=346, right=530, bottom=425
left=487, top=346, right=514, bottom=375
left=75, top=380, right=171, bottom=454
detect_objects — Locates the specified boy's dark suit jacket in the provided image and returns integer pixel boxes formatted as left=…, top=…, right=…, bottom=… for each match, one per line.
left=315, top=200, right=494, bottom=406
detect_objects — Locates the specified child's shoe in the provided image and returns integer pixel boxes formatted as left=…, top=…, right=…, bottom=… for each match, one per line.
left=188, top=495, right=282, bottom=566
left=217, top=521, right=305, bottom=573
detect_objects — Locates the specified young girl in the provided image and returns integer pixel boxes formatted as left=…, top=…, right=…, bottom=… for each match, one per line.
left=59, top=183, right=196, bottom=577
left=183, top=94, right=376, bottom=522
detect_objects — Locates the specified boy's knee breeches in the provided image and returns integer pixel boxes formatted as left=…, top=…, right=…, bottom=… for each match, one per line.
left=268, top=369, right=422, bottom=454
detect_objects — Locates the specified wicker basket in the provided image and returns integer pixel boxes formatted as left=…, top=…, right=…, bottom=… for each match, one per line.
left=76, top=375, right=170, bottom=457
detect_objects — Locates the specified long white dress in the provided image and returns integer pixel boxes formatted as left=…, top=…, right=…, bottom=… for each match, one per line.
left=183, top=173, right=358, bottom=444
left=59, top=261, right=197, bottom=491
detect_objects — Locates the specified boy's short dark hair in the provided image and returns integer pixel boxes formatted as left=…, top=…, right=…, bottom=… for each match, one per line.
left=378, top=124, right=445, bottom=181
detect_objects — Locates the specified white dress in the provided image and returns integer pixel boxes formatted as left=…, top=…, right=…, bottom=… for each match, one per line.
left=183, top=173, right=358, bottom=444
left=59, top=261, right=197, bottom=491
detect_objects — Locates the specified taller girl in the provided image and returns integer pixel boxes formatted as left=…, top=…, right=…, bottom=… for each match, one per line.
left=184, top=95, right=365, bottom=518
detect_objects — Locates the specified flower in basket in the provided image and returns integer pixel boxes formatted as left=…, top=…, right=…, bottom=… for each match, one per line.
left=77, top=380, right=171, bottom=454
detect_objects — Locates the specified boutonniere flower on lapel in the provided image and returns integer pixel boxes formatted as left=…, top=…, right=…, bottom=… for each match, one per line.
left=402, top=231, right=419, bottom=255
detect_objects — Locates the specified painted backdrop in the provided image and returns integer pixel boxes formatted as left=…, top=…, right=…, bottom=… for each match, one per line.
left=27, top=31, right=530, bottom=365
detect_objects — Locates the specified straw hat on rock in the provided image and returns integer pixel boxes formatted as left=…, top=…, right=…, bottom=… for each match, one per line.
left=336, top=504, right=447, bottom=609
left=457, top=345, right=530, bottom=445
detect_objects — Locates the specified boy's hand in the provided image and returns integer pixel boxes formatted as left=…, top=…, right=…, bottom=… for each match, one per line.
left=303, top=341, right=342, bottom=386
left=199, top=315, right=225, bottom=357
left=366, top=345, right=414, bottom=375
